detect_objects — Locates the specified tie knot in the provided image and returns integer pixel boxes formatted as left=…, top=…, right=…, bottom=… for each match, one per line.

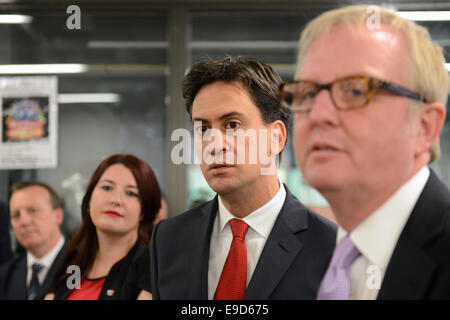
left=32, top=263, right=44, bottom=273
left=229, top=219, right=248, bottom=239
left=330, top=235, right=360, bottom=269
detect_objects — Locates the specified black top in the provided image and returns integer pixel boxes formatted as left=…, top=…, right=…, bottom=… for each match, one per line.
left=53, top=242, right=151, bottom=300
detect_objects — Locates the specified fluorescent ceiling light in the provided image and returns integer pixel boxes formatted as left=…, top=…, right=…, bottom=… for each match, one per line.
left=0, top=64, right=87, bottom=74
left=395, top=11, right=450, bottom=21
left=88, top=41, right=168, bottom=49
left=58, top=93, right=120, bottom=104
left=445, top=63, right=450, bottom=72
left=0, top=14, right=33, bottom=24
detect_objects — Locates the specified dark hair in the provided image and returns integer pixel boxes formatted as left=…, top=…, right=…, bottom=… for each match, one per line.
left=12, top=181, right=63, bottom=209
left=181, top=56, right=291, bottom=135
left=63, top=154, right=161, bottom=282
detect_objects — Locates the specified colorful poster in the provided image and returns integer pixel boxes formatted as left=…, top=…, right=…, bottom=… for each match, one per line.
left=0, top=77, right=57, bottom=169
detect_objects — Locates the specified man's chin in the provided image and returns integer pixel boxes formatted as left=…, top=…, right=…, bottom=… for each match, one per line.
left=207, top=180, right=237, bottom=196
left=304, top=172, right=345, bottom=193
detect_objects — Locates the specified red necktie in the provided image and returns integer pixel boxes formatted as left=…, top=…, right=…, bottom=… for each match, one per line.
left=214, top=218, right=249, bottom=300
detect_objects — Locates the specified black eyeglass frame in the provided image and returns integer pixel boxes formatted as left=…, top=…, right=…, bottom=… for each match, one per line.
left=278, top=75, right=428, bottom=113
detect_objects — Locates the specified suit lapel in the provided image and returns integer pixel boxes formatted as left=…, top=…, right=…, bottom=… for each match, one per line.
left=36, top=240, right=68, bottom=300
left=186, top=197, right=218, bottom=299
left=377, top=237, right=436, bottom=299
left=244, top=187, right=308, bottom=299
left=378, top=170, right=448, bottom=299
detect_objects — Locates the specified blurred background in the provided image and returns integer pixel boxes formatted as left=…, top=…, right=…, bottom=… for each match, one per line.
left=0, top=0, right=448, bottom=239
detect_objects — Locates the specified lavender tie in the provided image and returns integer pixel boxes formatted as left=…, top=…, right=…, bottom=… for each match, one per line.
left=317, top=235, right=361, bottom=300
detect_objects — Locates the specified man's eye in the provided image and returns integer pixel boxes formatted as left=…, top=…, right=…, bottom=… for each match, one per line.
left=226, top=122, right=240, bottom=130
left=305, top=90, right=318, bottom=99
left=350, top=89, right=364, bottom=97
left=195, top=126, right=209, bottom=134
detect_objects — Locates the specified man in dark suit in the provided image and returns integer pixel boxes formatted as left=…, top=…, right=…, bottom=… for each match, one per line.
left=0, top=200, right=12, bottom=266
left=283, top=5, right=450, bottom=299
left=0, top=181, right=67, bottom=300
left=150, top=57, right=336, bottom=300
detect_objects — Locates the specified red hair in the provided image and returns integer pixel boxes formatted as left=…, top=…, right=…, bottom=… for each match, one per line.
left=63, top=154, right=161, bottom=281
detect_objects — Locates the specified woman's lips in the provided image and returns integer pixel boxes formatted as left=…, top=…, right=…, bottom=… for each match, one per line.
left=104, top=211, right=122, bottom=218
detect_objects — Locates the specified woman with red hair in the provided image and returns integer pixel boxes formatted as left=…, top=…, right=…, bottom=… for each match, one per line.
left=46, top=154, right=161, bottom=300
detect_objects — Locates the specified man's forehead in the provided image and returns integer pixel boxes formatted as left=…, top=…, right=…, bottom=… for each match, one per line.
left=11, top=186, right=51, bottom=202
left=296, top=24, right=407, bottom=82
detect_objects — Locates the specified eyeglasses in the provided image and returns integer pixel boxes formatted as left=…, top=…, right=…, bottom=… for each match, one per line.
left=278, top=75, right=427, bottom=113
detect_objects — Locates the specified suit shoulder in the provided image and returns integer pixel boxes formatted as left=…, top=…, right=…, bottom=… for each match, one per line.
left=306, top=208, right=337, bottom=235
left=153, top=200, right=214, bottom=235
left=0, top=253, right=25, bottom=273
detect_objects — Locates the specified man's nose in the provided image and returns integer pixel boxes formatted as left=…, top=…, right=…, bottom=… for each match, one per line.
left=308, top=90, right=340, bottom=126
left=17, top=211, right=32, bottom=225
left=207, top=129, right=229, bottom=156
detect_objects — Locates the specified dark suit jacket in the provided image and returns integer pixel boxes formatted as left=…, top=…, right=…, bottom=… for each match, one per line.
left=0, top=201, right=12, bottom=266
left=377, top=170, right=450, bottom=299
left=0, top=239, right=68, bottom=300
left=150, top=184, right=336, bottom=299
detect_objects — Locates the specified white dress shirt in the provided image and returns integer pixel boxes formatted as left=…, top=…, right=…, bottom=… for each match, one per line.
left=337, top=166, right=430, bottom=300
left=207, top=182, right=286, bottom=300
left=26, top=236, right=65, bottom=287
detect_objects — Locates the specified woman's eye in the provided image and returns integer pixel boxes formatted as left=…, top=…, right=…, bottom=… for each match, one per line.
left=126, top=191, right=139, bottom=197
left=101, top=185, right=112, bottom=191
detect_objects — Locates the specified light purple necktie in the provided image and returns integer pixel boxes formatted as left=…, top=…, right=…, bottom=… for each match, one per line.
left=317, top=234, right=361, bottom=300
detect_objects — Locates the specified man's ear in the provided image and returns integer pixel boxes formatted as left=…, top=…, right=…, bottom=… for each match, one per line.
left=414, top=102, right=446, bottom=158
left=269, top=120, right=287, bottom=156
left=54, top=207, right=64, bottom=225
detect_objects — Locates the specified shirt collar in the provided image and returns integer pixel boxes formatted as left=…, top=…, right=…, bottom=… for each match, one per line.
left=337, top=166, right=430, bottom=271
left=27, top=236, right=65, bottom=270
left=217, top=181, right=286, bottom=238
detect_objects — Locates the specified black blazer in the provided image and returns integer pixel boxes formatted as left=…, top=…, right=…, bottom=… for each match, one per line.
left=150, top=184, right=336, bottom=299
left=53, top=242, right=151, bottom=300
left=378, top=170, right=450, bottom=299
left=0, top=239, right=68, bottom=300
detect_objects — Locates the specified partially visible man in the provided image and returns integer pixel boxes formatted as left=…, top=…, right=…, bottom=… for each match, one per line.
left=150, top=57, right=336, bottom=300
left=281, top=5, right=450, bottom=299
left=0, top=181, right=68, bottom=300
left=0, top=200, right=12, bottom=265
left=153, top=194, right=168, bottom=226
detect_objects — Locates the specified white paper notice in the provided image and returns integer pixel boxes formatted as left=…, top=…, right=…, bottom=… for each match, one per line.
left=0, top=76, right=58, bottom=169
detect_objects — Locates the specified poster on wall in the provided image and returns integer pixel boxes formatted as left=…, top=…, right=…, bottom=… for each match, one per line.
left=0, top=76, right=58, bottom=169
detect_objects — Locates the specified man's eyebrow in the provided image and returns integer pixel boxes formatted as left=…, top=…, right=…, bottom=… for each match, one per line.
left=192, top=117, right=209, bottom=124
left=219, top=111, right=245, bottom=120
left=192, top=111, right=245, bottom=124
